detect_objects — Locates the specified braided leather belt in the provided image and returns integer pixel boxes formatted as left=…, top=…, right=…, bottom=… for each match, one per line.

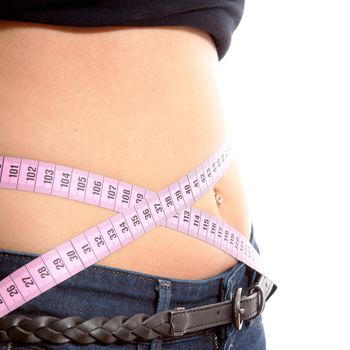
left=0, top=274, right=276, bottom=345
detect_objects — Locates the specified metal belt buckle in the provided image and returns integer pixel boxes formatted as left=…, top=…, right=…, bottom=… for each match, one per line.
left=232, top=287, right=245, bottom=330
left=247, top=284, right=266, bottom=317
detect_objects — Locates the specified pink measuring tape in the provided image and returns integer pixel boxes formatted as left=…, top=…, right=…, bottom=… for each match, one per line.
left=0, top=141, right=267, bottom=319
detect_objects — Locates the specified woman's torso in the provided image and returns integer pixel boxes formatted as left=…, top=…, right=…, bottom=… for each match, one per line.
left=0, top=20, right=251, bottom=280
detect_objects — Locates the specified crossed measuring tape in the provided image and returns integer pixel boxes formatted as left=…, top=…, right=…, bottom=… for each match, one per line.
left=0, top=140, right=270, bottom=319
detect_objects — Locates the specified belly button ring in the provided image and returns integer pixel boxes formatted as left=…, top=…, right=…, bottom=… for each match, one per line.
left=215, top=192, right=224, bottom=206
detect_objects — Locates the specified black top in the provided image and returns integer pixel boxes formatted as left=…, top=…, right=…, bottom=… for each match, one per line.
left=0, top=0, right=245, bottom=61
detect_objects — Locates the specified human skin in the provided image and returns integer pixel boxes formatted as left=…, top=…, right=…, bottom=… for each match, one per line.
left=0, top=21, right=251, bottom=280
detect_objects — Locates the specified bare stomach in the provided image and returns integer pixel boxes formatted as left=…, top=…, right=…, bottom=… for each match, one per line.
left=0, top=20, right=251, bottom=280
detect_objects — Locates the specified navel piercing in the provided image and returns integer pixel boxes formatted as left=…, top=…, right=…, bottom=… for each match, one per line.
left=215, top=192, right=224, bottom=206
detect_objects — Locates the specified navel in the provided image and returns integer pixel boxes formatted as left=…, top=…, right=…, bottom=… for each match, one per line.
left=214, top=191, right=224, bottom=210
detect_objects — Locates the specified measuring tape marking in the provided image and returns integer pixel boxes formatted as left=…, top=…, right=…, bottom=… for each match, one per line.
left=0, top=141, right=264, bottom=317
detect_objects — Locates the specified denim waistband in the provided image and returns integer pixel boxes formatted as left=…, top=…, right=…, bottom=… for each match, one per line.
left=0, top=223, right=260, bottom=347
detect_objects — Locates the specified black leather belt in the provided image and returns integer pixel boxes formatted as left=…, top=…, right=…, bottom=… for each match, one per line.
left=0, top=274, right=277, bottom=345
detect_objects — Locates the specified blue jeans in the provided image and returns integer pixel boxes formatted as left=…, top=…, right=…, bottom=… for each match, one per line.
left=0, top=224, right=265, bottom=350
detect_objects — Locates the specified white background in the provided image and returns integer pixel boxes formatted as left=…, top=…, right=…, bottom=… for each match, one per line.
left=218, top=1, right=349, bottom=349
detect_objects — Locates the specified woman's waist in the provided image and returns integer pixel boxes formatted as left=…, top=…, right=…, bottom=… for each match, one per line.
left=0, top=38, right=251, bottom=278
left=0, top=121, right=252, bottom=280
left=0, top=164, right=252, bottom=280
